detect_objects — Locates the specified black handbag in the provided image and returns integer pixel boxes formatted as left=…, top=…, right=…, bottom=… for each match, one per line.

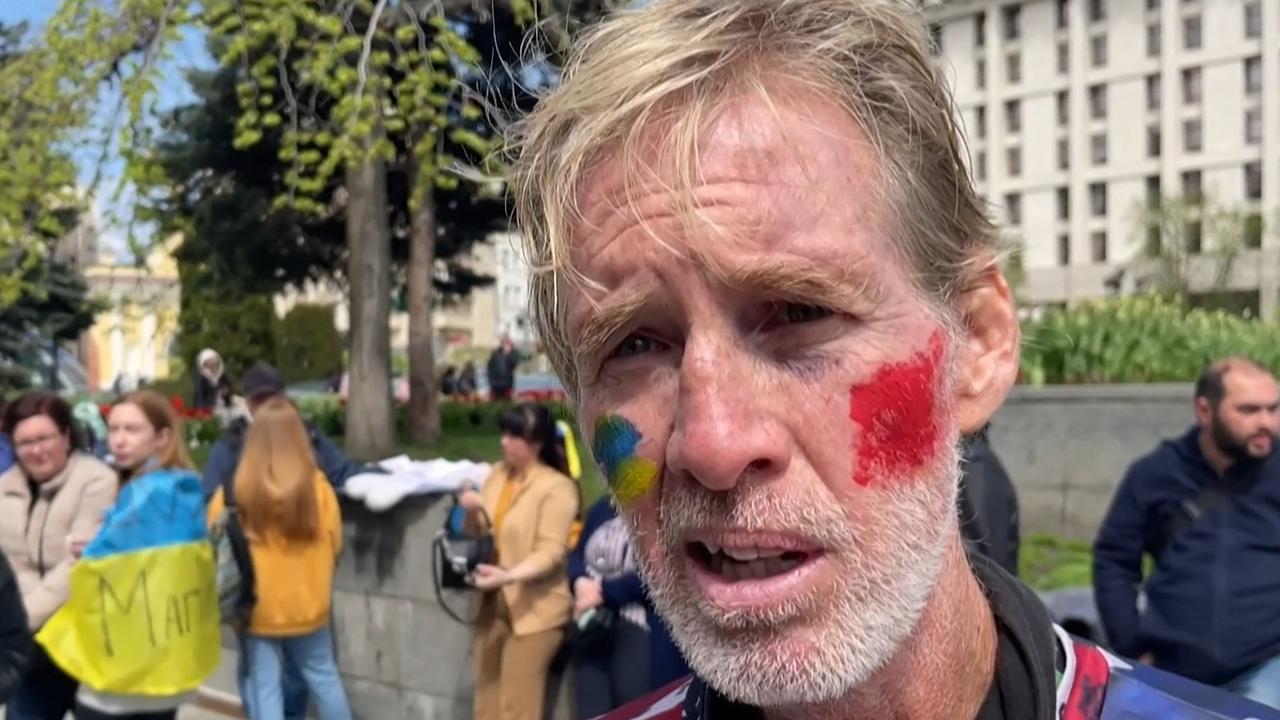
left=566, top=605, right=617, bottom=650
left=432, top=500, right=497, bottom=624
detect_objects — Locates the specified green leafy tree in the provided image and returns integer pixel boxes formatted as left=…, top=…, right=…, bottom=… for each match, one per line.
left=999, top=233, right=1027, bottom=302
left=148, top=58, right=503, bottom=303
left=176, top=266, right=277, bottom=385
left=535, top=0, right=628, bottom=58
left=275, top=303, right=343, bottom=383
left=0, top=253, right=101, bottom=392
left=0, top=3, right=193, bottom=289
left=208, top=1, right=515, bottom=454
left=1131, top=194, right=1263, bottom=308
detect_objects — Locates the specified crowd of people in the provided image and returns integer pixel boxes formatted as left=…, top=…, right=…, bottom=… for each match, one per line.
left=0, top=345, right=677, bottom=720
left=0, top=359, right=360, bottom=720
left=8, top=0, right=1280, bottom=718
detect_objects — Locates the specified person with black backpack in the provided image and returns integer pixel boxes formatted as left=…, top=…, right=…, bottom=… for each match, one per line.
left=201, top=361, right=377, bottom=719
left=1095, top=357, right=1280, bottom=707
left=206, top=397, right=350, bottom=720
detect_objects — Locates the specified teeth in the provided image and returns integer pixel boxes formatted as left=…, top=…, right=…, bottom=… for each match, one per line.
left=710, top=555, right=803, bottom=581
left=701, top=541, right=721, bottom=555
left=722, top=547, right=759, bottom=562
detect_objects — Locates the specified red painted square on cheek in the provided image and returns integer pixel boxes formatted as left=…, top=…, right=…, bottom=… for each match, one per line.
left=848, top=331, right=945, bottom=487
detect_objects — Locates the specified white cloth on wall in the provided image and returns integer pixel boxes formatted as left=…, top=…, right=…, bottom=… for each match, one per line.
left=342, top=457, right=491, bottom=512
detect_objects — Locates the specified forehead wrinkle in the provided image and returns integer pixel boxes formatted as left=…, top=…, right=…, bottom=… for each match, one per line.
left=579, top=175, right=786, bottom=242
left=573, top=179, right=788, bottom=289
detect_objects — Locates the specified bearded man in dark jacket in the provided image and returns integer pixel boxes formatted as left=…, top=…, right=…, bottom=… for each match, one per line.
left=1095, top=358, right=1280, bottom=708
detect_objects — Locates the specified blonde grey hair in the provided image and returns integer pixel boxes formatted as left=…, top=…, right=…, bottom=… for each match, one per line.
left=510, top=0, right=996, bottom=393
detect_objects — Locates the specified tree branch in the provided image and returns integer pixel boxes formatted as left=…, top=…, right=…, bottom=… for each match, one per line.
left=86, top=0, right=181, bottom=198
left=353, top=0, right=391, bottom=113
left=278, top=46, right=301, bottom=207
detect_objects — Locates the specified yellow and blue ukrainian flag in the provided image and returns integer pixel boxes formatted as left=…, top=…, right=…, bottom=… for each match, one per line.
left=37, top=467, right=220, bottom=696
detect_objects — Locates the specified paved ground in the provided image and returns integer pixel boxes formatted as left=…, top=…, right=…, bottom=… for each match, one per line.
left=2, top=640, right=242, bottom=719
left=0, top=700, right=234, bottom=719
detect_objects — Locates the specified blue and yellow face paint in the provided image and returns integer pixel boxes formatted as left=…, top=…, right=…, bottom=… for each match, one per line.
left=592, top=415, right=659, bottom=504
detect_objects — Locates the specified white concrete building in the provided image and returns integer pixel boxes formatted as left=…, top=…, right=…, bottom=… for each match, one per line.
left=924, top=0, right=1280, bottom=315
left=493, top=232, right=536, bottom=346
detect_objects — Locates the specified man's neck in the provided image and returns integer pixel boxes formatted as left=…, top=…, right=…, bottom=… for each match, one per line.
left=1197, top=430, right=1232, bottom=477
left=764, top=537, right=997, bottom=720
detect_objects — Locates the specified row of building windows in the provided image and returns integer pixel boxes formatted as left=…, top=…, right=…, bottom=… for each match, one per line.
left=1051, top=232, right=1112, bottom=265
left=969, top=56, right=1262, bottom=170
left=977, top=41, right=1262, bottom=94
left=973, top=108, right=1262, bottom=181
left=999, top=163, right=1264, bottom=232
left=976, top=112, right=1261, bottom=178
left=1048, top=215, right=1266, bottom=267
left=939, top=1, right=1262, bottom=58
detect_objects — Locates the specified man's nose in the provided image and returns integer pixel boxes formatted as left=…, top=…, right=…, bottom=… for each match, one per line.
left=665, top=337, right=791, bottom=492
left=1263, top=408, right=1280, bottom=435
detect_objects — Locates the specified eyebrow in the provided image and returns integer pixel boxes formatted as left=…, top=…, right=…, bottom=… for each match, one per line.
left=573, top=285, right=652, bottom=371
left=571, top=255, right=886, bottom=369
left=710, top=256, right=887, bottom=311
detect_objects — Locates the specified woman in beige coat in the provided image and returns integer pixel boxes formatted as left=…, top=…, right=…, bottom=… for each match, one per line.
left=459, top=403, right=580, bottom=720
left=0, top=392, right=116, bottom=720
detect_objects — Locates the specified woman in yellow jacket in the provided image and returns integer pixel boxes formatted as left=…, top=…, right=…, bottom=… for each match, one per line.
left=207, top=398, right=351, bottom=720
left=458, top=403, right=580, bottom=720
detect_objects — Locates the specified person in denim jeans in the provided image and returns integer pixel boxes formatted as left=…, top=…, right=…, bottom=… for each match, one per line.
left=202, top=362, right=376, bottom=717
left=207, top=398, right=351, bottom=720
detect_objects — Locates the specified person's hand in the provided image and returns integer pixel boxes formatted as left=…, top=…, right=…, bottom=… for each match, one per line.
left=573, top=577, right=604, bottom=616
left=458, top=489, right=484, bottom=512
left=66, top=537, right=87, bottom=559
left=471, top=564, right=510, bottom=590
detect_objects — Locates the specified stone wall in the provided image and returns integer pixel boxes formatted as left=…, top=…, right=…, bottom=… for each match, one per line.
left=331, top=495, right=573, bottom=720
left=988, top=383, right=1195, bottom=540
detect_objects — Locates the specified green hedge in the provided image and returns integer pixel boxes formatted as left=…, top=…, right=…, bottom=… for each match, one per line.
left=1020, top=295, right=1280, bottom=385
left=290, top=396, right=578, bottom=439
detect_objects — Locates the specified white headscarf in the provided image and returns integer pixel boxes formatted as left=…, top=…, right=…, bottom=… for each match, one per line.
left=197, top=348, right=223, bottom=384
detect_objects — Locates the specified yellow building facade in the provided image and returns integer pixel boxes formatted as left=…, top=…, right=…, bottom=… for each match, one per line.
left=79, top=241, right=181, bottom=393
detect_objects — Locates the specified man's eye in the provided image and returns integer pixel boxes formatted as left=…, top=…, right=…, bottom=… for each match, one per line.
left=608, top=334, right=658, bottom=360
left=782, top=303, right=833, bottom=324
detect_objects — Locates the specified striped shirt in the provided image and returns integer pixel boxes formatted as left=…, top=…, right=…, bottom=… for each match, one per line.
left=583, top=516, right=647, bottom=628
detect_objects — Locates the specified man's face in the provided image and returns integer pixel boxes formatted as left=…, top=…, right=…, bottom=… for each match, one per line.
left=569, top=92, right=968, bottom=706
left=1205, top=369, right=1280, bottom=462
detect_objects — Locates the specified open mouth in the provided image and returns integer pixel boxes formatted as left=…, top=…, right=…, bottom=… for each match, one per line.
left=688, top=541, right=816, bottom=581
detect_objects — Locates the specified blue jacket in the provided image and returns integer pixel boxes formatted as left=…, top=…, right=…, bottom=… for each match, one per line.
left=1094, top=426, right=1280, bottom=685
left=200, top=418, right=368, bottom=499
left=0, top=435, right=13, bottom=477
left=568, top=498, right=690, bottom=690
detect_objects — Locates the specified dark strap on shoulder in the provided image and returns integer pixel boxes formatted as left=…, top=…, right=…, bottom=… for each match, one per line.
left=222, top=463, right=237, bottom=510
left=1155, top=477, right=1235, bottom=558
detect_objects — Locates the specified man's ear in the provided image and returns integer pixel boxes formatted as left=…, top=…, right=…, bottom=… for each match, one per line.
left=1193, top=396, right=1213, bottom=427
left=953, top=264, right=1020, bottom=435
